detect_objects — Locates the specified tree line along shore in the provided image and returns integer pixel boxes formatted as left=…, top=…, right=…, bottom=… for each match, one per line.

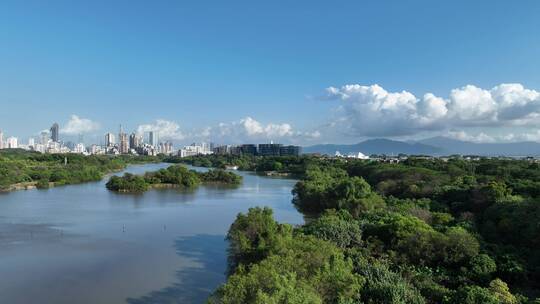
left=0, top=150, right=298, bottom=192
left=0, top=149, right=160, bottom=192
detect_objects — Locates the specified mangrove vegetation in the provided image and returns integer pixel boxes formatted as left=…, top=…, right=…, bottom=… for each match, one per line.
left=0, top=149, right=159, bottom=191
left=209, top=155, right=540, bottom=304
left=106, top=165, right=242, bottom=193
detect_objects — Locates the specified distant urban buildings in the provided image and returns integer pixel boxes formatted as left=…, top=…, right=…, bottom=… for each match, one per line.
left=129, top=132, right=142, bottom=150
left=118, top=126, right=129, bottom=154
left=50, top=123, right=59, bottom=142
left=179, top=143, right=213, bottom=157
left=0, top=123, right=303, bottom=158
left=74, top=143, right=85, bottom=154
left=258, top=143, right=282, bottom=156
left=159, top=141, right=174, bottom=155
left=105, top=133, right=115, bottom=147
left=6, top=137, right=18, bottom=149
left=149, top=131, right=159, bottom=147
left=176, top=142, right=302, bottom=158
left=279, top=145, right=302, bottom=156
left=240, top=144, right=257, bottom=155
left=101, top=128, right=175, bottom=156
left=41, top=131, right=49, bottom=145
left=213, top=143, right=301, bottom=157
left=89, top=144, right=104, bottom=155
left=335, top=151, right=369, bottom=159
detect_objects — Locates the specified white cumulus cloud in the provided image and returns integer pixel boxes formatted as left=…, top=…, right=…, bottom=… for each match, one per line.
left=61, top=115, right=100, bottom=135
left=448, top=85, right=497, bottom=123
left=326, top=84, right=449, bottom=136
left=199, top=117, right=303, bottom=144
left=137, top=119, right=185, bottom=140
left=325, top=83, right=540, bottom=137
left=218, top=117, right=293, bottom=139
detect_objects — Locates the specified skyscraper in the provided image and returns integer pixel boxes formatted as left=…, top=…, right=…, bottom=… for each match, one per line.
left=0, top=130, right=3, bottom=149
left=105, top=133, right=115, bottom=147
left=129, top=132, right=140, bottom=149
left=41, top=131, right=49, bottom=145
left=149, top=131, right=159, bottom=147
left=50, top=123, right=59, bottom=142
left=118, top=126, right=129, bottom=154
left=119, top=134, right=128, bottom=153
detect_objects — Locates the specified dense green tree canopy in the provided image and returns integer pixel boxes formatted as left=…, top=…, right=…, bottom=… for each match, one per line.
left=0, top=149, right=159, bottom=190
left=203, top=154, right=540, bottom=303
left=106, top=166, right=242, bottom=193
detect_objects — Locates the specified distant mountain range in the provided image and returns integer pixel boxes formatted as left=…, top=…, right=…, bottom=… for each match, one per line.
left=418, top=137, right=540, bottom=156
left=303, top=139, right=442, bottom=156
left=303, top=137, right=540, bottom=157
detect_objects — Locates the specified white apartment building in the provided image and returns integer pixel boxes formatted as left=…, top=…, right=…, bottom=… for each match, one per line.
left=105, top=133, right=116, bottom=147
left=6, top=137, right=18, bottom=149
left=74, top=143, right=86, bottom=154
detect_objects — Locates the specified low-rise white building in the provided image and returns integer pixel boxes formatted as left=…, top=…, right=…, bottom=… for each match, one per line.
left=347, top=152, right=369, bottom=159
left=178, top=143, right=213, bottom=157
left=335, top=151, right=370, bottom=160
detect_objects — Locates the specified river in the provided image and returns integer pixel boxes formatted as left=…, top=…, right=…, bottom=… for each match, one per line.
left=0, top=163, right=303, bottom=304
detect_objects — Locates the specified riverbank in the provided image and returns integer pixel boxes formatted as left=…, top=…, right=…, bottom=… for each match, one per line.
left=0, top=181, right=39, bottom=192
left=0, top=149, right=161, bottom=193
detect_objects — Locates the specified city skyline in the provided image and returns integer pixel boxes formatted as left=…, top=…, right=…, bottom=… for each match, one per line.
left=1, top=1, right=540, bottom=145
left=0, top=120, right=304, bottom=158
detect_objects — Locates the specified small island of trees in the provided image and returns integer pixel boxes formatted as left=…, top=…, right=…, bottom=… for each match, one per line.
left=106, top=165, right=242, bottom=193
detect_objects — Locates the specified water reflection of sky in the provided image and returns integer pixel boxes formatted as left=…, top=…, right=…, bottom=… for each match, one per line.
left=0, top=163, right=303, bottom=304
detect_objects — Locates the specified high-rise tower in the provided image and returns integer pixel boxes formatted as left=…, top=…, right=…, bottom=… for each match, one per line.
left=118, top=125, right=129, bottom=154
left=149, top=131, right=159, bottom=147
left=129, top=132, right=141, bottom=149
left=50, top=123, right=59, bottom=142
left=105, top=133, right=115, bottom=147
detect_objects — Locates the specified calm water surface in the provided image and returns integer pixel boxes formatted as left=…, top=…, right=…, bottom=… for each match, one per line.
left=0, top=163, right=303, bottom=304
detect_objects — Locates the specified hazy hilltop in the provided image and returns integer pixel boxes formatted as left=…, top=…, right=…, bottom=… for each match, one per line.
left=304, top=137, right=540, bottom=156
left=303, top=139, right=442, bottom=156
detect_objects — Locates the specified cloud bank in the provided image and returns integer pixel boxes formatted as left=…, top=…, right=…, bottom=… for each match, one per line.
left=130, top=117, right=319, bottom=145
left=325, top=83, right=540, bottom=137
left=200, top=117, right=320, bottom=144
left=52, top=83, right=540, bottom=145
left=137, top=119, right=185, bottom=140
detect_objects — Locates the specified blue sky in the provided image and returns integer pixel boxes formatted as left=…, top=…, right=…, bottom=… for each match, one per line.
left=1, top=1, right=540, bottom=145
